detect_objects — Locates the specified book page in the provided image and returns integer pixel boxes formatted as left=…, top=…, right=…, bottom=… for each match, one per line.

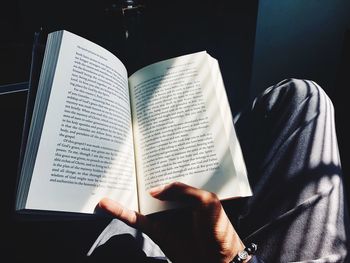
left=25, top=31, right=138, bottom=213
left=208, top=56, right=252, bottom=198
left=129, top=51, right=251, bottom=215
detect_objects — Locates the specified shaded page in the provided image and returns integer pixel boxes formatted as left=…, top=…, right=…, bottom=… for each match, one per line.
left=24, top=31, right=138, bottom=214
left=129, top=51, right=252, bottom=215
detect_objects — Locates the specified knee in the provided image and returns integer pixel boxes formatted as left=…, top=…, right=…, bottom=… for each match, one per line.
left=265, top=78, right=333, bottom=111
left=276, top=78, right=320, bottom=96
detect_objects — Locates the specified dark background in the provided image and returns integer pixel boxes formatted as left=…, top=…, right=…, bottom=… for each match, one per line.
left=1, top=0, right=349, bottom=262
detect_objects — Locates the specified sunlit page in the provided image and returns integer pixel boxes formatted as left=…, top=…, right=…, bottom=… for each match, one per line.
left=208, top=56, right=252, bottom=198
left=129, top=51, right=251, bottom=215
left=26, top=31, right=138, bottom=213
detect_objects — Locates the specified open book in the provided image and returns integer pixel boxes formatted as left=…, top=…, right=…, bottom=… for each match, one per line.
left=15, top=30, right=251, bottom=216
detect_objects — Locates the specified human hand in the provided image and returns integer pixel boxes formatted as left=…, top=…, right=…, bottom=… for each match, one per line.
left=99, top=182, right=245, bottom=263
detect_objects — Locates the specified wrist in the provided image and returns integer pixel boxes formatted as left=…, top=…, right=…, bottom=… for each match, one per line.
left=225, top=234, right=245, bottom=263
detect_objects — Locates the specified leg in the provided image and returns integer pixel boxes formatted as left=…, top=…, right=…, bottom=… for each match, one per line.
left=86, top=218, right=167, bottom=262
left=231, top=79, right=350, bottom=262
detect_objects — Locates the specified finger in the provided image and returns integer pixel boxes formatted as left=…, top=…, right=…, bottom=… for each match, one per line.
left=99, top=198, right=151, bottom=233
left=149, top=182, right=218, bottom=206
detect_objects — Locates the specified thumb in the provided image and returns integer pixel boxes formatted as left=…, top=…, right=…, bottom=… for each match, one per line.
left=149, top=182, right=217, bottom=206
left=99, top=198, right=151, bottom=233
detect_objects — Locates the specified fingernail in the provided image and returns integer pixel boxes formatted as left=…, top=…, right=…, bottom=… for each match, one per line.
left=149, top=185, right=165, bottom=196
left=99, top=198, right=116, bottom=210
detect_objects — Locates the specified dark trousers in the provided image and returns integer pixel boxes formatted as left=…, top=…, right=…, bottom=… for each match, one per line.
left=52, top=79, right=350, bottom=262
left=232, top=78, right=350, bottom=262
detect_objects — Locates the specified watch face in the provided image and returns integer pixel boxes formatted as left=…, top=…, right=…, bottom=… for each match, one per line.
left=238, top=250, right=249, bottom=260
